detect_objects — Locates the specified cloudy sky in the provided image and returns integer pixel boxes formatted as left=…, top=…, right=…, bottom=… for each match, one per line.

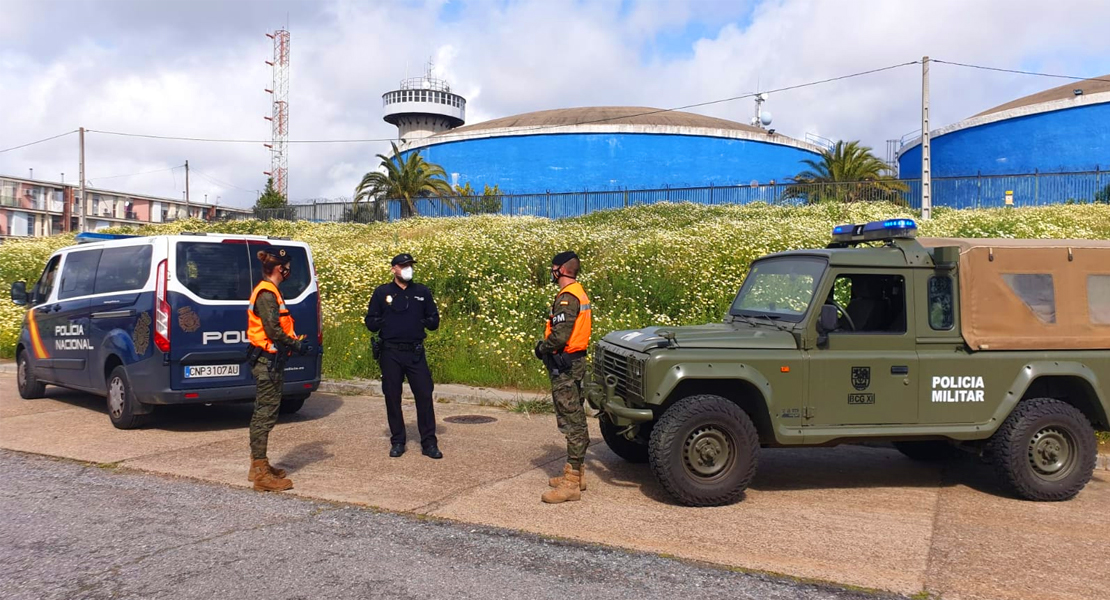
left=2, top=0, right=1108, bottom=208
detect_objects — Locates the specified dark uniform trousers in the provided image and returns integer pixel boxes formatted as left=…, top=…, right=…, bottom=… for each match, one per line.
left=380, top=346, right=437, bottom=447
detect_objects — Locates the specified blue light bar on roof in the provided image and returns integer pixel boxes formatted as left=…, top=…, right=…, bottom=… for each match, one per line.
left=75, top=232, right=139, bottom=244
left=831, top=218, right=917, bottom=243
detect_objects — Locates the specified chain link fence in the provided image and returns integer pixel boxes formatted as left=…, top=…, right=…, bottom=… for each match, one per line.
left=254, top=169, right=1109, bottom=223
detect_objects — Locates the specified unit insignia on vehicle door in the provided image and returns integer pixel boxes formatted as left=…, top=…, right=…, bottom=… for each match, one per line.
left=177, top=306, right=201, bottom=333
left=851, top=366, right=871, bottom=391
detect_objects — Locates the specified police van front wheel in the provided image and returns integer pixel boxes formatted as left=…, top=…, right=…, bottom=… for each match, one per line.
left=107, top=366, right=147, bottom=430
left=17, top=350, right=46, bottom=399
left=987, top=398, right=1097, bottom=501
left=648, top=394, right=759, bottom=507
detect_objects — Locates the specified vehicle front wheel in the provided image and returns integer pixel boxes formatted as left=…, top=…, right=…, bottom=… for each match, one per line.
left=280, top=395, right=308, bottom=414
left=17, top=350, right=46, bottom=399
left=893, top=440, right=964, bottom=462
left=107, top=366, right=147, bottom=429
left=987, top=398, right=1096, bottom=501
left=599, top=415, right=649, bottom=463
left=648, top=394, right=759, bottom=507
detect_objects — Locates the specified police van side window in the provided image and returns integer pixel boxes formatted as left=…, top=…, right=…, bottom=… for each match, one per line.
left=175, top=242, right=252, bottom=301
left=95, top=245, right=153, bottom=295
left=33, top=256, right=61, bottom=305
left=247, top=242, right=310, bottom=299
left=58, top=250, right=103, bottom=300
left=828, top=274, right=906, bottom=333
left=928, top=276, right=954, bottom=330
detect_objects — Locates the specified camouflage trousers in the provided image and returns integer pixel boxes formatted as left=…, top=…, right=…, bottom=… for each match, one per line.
left=550, top=357, right=590, bottom=467
left=250, top=359, right=284, bottom=460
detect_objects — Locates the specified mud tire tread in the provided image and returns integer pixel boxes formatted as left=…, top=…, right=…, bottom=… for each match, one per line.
left=649, top=394, right=758, bottom=507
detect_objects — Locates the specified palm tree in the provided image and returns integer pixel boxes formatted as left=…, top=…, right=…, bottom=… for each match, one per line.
left=786, top=141, right=908, bottom=204
left=353, top=142, right=455, bottom=218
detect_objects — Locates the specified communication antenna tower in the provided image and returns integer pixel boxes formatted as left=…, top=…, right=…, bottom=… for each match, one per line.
left=263, top=29, right=290, bottom=200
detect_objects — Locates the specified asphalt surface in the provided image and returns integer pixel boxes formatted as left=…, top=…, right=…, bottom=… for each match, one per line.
left=0, top=450, right=900, bottom=600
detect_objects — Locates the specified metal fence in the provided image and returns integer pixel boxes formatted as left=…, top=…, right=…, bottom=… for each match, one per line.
left=255, top=169, right=1109, bottom=223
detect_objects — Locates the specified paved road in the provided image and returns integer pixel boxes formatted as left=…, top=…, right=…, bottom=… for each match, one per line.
left=0, top=450, right=895, bottom=600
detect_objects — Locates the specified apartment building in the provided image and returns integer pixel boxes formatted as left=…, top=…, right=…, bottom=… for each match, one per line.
left=0, top=175, right=253, bottom=239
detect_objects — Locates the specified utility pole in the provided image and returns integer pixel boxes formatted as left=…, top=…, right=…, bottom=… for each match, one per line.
left=920, top=56, right=932, bottom=221
left=78, top=127, right=86, bottom=232
left=185, top=159, right=190, bottom=213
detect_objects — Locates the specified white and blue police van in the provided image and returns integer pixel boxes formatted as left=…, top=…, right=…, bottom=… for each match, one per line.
left=10, top=232, right=323, bottom=429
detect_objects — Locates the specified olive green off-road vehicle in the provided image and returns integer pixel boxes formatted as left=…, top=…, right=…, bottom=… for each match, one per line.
left=586, top=219, right=1110, bottom=506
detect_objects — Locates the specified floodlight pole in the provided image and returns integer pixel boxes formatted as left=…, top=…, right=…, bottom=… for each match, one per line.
left=920, top=56, right=932, bottom=221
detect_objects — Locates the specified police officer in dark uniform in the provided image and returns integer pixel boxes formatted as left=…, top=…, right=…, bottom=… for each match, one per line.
left=364, top=253, right=442, bottom=459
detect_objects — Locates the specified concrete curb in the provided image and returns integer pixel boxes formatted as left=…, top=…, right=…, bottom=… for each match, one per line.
left=318, top=378, right=548, bottom=408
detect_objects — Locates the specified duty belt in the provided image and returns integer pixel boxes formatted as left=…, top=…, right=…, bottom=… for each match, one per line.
left=558, top=350, right=587, bottom=361
left=384, top=341, right=423, bottom=352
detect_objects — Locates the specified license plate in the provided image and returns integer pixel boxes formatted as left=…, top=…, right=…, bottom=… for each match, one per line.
left=184, top=364, right=240, bottom=379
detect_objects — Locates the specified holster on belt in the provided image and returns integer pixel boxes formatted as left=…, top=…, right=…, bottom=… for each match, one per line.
left=245, top=344, right=265, bottom=367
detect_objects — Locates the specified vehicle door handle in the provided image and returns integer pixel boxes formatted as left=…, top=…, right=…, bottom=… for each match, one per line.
left=891, top=366, right=909, bottom=375
left=48, top=304, right=61, bottom=313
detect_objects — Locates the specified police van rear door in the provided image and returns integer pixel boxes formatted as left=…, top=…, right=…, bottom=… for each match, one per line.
left=167, top=237, right=320, bottom=391
left=244, top=241, right=320, bottom=386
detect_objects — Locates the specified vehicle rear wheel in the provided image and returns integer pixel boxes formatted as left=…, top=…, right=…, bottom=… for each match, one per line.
left=599, top=414, right=649, bottom=463
left=893, top=440, right=964, bottom=462
left=280, top=395, right=308, bottom=414
left=987, top=398, right=1096, bottom=501
left=17, top=350, right=46, bottom=399
left=648, top=394, right=759, bottom=507
left=107, top=366, right=147, bottom=429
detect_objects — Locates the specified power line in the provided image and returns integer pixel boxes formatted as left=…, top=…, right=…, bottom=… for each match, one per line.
left=932, top=60, right=1110, bottom=84
left=87, top=164, right=183, bottom=184
left=0, top=130, right=79, bottom=154
left=192, top=168, right=258, bottom=194
left=83, top=60, right=922, bottom=146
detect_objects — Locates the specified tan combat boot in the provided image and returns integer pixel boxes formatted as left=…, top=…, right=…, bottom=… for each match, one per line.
left=548, top=463, right=586, bottom=491
left=247, top=459, right=287, bottom=482
left=250, top=458, right=293, bottom=492
left=541, top=466, right=582, bottom=504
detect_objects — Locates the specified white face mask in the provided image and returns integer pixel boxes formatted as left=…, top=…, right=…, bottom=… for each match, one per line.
left=400, top=266, right=414, bottom=282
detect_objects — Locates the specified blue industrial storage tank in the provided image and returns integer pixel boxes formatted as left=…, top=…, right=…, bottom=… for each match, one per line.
left=898, top=75, right=1110, bottom=179
left=382, top=74, right=825, bottom=194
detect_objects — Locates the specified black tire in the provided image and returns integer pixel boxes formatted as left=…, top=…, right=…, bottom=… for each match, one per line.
left=16, top=350, right=46, bottom=399
left=107, top=366, right=147, bottom=429
left=893, top=440, right=964, bottom=462
left=648, top=394, right=759, bottom=507
left=987, top=398, right=1097, bottom=501
left=599, top=415, right=649, bottom=463
left=280, top=395, right=308, bottom=414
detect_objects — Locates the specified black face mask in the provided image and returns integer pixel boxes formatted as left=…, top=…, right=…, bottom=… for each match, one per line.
left=551, top=268, right=560, bottom=285
left=279, top=266, right=291, bottom=280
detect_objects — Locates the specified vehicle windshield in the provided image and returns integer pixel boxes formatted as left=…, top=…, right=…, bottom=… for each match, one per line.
left=729, top=257, right=827, bottom=322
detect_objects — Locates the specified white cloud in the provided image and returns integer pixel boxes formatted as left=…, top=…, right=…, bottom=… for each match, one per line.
left=1, top=0, right=1108, bottom=207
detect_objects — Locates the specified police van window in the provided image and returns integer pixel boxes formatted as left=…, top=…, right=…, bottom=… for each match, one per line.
left=94, top=245, right=153, bottom=295
left=247, top=242, right=310, bottom=299
left=1087, top=275, right=1110, bottom=325
left=828, top=274, right=906, bottom=333
left=928, top=276, right=954, bottom=330
left=58, top=249, right=103, bottom=300
left=33, top=256, right=61, bottom=305
left=1001, top=273, right=1055, bottom=324
left=176, top=242, right=253, bottom=301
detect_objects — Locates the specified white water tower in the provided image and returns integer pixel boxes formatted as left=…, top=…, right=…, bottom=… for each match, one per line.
left=383, top=64, right=466, bottom=143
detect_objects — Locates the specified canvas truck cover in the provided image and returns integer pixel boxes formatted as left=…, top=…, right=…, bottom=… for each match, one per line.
left=919, top=238, right=1110, bottom=351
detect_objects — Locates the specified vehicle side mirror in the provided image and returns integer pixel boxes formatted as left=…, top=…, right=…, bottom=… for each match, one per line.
left=10, top=281, right=27, bottom=306
left=816, top=304, right=838, bottom=347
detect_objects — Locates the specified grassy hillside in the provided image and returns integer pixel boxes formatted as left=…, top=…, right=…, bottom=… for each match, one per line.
left=3, top=202, right=1110, bottom=392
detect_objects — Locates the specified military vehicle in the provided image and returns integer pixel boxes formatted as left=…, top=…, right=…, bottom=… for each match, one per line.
left=586, top=219, right=1109, bottom=506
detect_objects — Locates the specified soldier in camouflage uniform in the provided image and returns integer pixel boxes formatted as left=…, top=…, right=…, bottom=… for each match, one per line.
left=246, top=248, right=311, bottom=492
left=534, top=251, right=592, bottom=503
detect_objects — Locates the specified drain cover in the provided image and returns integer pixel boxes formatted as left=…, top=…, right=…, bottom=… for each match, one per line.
left=444, top=415, right=498, bottom=425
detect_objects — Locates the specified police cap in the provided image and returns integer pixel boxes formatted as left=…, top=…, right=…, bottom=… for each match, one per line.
left=391, top=253, right=417, bottom=267
left=551, top=251, right=578, bottom=266
left=260, top=246, right=293, bottom=265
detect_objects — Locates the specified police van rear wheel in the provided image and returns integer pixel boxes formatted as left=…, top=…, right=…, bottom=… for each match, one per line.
left=599, top=415, right=649, bottom=463
left=280, top=395, right=307, bottom=414
left=107, top=366, right=147, bottom=430
left=988, top=398, right=1096, bottom=501
left=17, top=350, right=46, bottom=399
left=649, top=394, right=759, bottom=507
